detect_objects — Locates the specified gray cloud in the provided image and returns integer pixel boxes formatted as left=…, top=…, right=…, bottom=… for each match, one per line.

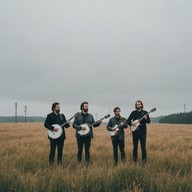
left=0, top=0, right=192, bottom=117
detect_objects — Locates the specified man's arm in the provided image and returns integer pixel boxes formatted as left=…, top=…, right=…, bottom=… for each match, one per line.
left=62, top=114, right=70, bottom=128
left=92, top=115, right=101, bottom=128
left=44, top=114, right=54, bottom=130
left=73, top=116, right=82, bottom=131
left=127, top=112, right=133, bottom=126
left=120, top=118, right=128, bottom=129
left=106, top=118, right=114, bottom=131
left=145, top=114, right=151, bottom=124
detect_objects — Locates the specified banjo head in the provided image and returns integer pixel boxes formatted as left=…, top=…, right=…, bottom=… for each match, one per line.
left=78, top=124, right=90, bottom=136
left=48, top=124, right=63, bottom=139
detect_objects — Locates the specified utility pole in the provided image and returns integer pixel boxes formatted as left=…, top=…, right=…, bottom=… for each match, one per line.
left=15, top=102, right=17, bottom=123
left=184, top=104, right=186, bottom=124
left=184, top=104, right=186, bottom=113
left=95, top=113, right=98, bottom=121
left=24, top=105, right=27, bottom=123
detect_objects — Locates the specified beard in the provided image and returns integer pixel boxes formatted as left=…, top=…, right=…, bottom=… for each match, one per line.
left=136, top=106, right=141, bottom=110
left=83, top=108, right=88, bottom=113
left=55, top=109, right=60, bottom=113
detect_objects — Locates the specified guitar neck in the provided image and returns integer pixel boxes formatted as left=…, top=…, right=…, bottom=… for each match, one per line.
left=60, top=115, right=75, bottom=127
left=139, top=111, right=151, bottom=121
left=138, top=108, right=156, bottom=122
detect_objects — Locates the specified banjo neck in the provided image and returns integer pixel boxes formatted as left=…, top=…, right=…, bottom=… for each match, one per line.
left=90, top=117, right=105, bottom=127
left=60, top=114, right=77, bottom=128
left=85, top=114, right=110, bottom=127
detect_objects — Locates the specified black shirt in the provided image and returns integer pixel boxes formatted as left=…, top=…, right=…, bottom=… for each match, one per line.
left=127, top=110, right=150, bottom=135
left=44, top=112, right=70, bottom=139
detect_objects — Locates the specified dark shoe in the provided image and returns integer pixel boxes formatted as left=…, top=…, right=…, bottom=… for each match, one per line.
left=114, top=161, right=118, bottom=166
left=121, top=158, right=126, bottom=163
left=57, top=161, right=62, bottom=166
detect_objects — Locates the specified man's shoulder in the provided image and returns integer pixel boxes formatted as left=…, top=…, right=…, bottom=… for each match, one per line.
left=131, top=110, right=137, bottom=114
left=109, top=116, right=115, bottom=121
left=87, top=113, right=94, bottom=118
left=47, top=112, right=54, bottom=117
left=121, top=116, right=127, bottom=121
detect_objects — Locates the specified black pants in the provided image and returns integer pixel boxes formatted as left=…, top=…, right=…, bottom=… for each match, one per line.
left=132, top=133, right=146, bottom=163
left=77, top=135, right=91, bottom=162
left=112, top=139, right=125, bottom=163
left=49, top=137, right=64, bottom=165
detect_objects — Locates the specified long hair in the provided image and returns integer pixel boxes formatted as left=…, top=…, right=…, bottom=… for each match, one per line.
left=135, top=100, right=144, bottom=109
left=52, top=102, right=60, bottom=111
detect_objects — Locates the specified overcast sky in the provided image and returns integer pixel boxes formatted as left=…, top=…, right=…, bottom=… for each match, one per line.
left=0, top=0, right=192, bottom=119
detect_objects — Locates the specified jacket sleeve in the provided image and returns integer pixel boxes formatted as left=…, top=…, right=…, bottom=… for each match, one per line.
left=121, top=118, right=128, bottom=129
left=44, top=114, right=54, bottom=130
left=91, top=115, right=101, bottom=128
left=107, top=118, right=113, bottom=131
left=62, top=114, right=70, bottom=128
left=127, top=112, right=133, bottom=126
left=73, top=116, right=82, bottom=131
left=145, top=114, right=151, bottom=124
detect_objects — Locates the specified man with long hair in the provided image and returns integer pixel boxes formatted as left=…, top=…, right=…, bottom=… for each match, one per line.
left=127, top=100, right=151, bottom=163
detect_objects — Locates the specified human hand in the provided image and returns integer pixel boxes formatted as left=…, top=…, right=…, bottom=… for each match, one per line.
left=54, top=127, right=58, bottom=132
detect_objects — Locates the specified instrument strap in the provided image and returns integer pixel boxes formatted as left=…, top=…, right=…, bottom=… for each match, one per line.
left=60, top=114, right=63, bottom=122
left=118, top=116, right=124, bottom=131
left=120, top=116, right=123, bottom=123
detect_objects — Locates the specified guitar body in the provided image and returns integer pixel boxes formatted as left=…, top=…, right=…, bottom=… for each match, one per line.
left=109, top=125, right=119, bottom=136
left=48, top=124, right=63, bottom=139
left=130, top=120, right=140, bottom=132
left=78, top=124, right=90, bottom=136
left=130, top=108, right=156, bottom=133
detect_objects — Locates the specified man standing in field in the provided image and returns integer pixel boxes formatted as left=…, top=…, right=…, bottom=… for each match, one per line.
left=107, top=107, right=128, bottom=165
left=44, top=102, right=70, bottom=166
left=73, top=102, right=101, bottom=163
left=127, top=100, right=151, bottom=163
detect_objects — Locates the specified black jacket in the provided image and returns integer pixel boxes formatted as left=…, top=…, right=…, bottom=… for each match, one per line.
left=73, top=112, right=101, bottom=138
left=44, top=112, right=70, bottom=139
left=127, top=110, right=150, bottom=135
left=107, top=116, right=128, bottom=140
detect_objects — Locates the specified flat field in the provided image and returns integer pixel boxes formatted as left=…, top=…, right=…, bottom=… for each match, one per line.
left=0, top=123, right=191, bottom=192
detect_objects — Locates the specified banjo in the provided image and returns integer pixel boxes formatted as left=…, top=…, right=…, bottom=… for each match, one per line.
left=109, top=121, right=127, bottom=137
left=78, top=114, right=110, bottom=136
left=130, top=108, right=156, bottom=132
left=48, top=114, right=77, bottom=139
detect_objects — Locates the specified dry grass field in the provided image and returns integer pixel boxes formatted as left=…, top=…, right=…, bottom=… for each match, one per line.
left=0, top=123, right=191, bottom=192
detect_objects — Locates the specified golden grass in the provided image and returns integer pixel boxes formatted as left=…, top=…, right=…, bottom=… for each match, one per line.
left=0, top=123, right=191, bottom=192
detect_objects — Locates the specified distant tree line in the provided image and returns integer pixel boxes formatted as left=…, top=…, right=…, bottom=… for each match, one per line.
left=150, top=116, right=164, bottom=123
left=0, top=116, right=45, bottom=122
left=159, top=111, right=192, bottom=124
